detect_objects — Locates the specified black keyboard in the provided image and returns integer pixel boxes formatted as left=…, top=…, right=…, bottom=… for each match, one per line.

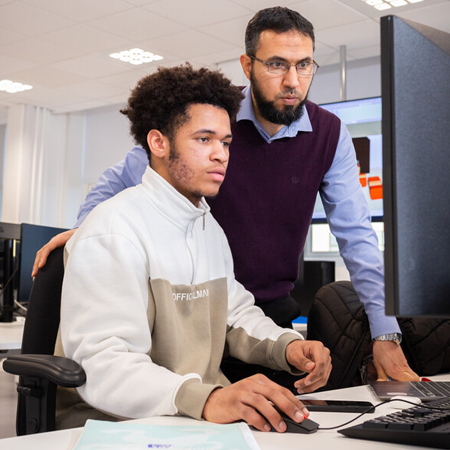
left=412, top=381, right=450, bottom=398
left=338, top=397, right=450, bottom=449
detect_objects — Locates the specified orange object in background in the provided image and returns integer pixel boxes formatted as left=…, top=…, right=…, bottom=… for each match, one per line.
left=359, top=174, right=367, bottom=188
left=368, top=176, right=383, bottom=200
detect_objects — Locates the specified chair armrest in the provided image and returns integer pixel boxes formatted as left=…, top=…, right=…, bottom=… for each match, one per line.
left=3, top=354, right=86, bottom=388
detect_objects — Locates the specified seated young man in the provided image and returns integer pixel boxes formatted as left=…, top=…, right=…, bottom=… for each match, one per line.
left=55, top=64, right=331, bottom=433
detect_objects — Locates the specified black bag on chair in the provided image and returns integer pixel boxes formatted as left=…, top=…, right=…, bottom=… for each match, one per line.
left=307, top=281, right=450, bottom=390
left=307, top=281, right=372, bottom=390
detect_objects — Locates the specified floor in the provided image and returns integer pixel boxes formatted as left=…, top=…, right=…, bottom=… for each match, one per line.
left=0, top=359, right=18, bottom=439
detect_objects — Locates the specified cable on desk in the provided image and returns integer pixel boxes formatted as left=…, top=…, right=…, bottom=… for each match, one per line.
left=317, top=399, right=450, bottom=431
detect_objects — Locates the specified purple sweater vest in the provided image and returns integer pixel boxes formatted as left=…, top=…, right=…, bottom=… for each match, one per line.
left=208, top=100, right=341, bottom=304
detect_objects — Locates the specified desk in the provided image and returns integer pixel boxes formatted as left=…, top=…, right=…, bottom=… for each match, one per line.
left=0, top=318, right=24, bottom=352
left=1, top=374, right=449, bottom=450
left=292, top=322, right=307, bottom=336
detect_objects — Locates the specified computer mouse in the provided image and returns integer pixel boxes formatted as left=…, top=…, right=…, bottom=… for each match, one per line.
left=389, top=395, right=422, bottom=409
left=268, top=408, right=319, bottom=434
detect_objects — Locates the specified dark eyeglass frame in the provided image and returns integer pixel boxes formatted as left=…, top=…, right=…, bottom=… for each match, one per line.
left=250, top=56, right=319, bottom=77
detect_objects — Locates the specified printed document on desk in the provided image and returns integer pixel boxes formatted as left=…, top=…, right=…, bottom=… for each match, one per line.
left=72, top=419, right=261, bottom=450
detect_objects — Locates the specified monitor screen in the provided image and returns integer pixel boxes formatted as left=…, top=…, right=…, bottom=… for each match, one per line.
left=18, top=223, right=68, bottom=304
left=0, top=222, right=21, bottom=322
left=312, top=97, right=383, bottom=223
left=381, top=15, right=450, bottom=317
left=1, top=222, right=68, bottom=322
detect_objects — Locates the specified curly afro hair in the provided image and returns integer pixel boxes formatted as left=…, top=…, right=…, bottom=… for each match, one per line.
left=121, top=63, right=243, bottom=160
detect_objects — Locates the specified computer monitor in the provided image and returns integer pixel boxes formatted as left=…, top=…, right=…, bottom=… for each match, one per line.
left=18, top=223, right=68, bottom=304
left=312, top=96, right=383, bottom=223
left=0, top=222, right=21, bottom=322
left=381, top=15, right=450, bottom=317
left=0, top=222, right=68, bottom=322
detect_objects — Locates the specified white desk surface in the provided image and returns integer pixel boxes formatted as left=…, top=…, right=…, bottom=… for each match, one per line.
left=1, top=373, right=449, bottom=450
left=0, top=318, right=24, bottom=351
left=0, top=320, right=304, bottom=353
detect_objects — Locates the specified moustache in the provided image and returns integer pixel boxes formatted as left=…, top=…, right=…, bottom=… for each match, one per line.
left=275, top=90, right=301, bottom=100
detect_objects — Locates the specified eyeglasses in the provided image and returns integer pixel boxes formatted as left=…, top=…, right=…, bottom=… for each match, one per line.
left=250, top=56, right=319, bottom=77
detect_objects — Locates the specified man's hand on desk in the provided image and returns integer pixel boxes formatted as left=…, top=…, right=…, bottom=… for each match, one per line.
left=202, top=374, right=310, bottom=432
left=286, top=340, right=332, bottom=394
left=373, top=340, right=420, bottom=381
left=31, top=228, right=77, bottom=278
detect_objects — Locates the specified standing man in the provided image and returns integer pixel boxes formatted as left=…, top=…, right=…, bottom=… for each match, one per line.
left=55, top=64, right=331, bottom=431
left=35, top=7, right=418, bottom=383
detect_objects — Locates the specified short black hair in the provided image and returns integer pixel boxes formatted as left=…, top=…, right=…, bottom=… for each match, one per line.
left=121, top=63, right=243, bottom=160
left=245, top=6, right=315, bottom=56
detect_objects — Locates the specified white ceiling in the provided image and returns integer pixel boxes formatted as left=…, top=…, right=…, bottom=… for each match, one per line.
left=1, top=0, right=449, bottom=117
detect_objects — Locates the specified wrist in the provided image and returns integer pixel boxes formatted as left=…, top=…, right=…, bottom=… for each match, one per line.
left=373, top=333, right=402, bottom=346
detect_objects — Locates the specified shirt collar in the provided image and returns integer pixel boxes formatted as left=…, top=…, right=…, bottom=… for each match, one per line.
left=141, top=166, right=209, bottom=231
left=236, top=84, right=313, bottom=143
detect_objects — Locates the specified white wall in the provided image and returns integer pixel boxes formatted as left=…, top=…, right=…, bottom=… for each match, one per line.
left=83, top=104, right=134, bottom=185
left=0, top=124, right=6, bottom=215
left=0, top=105, right=85, bottom=228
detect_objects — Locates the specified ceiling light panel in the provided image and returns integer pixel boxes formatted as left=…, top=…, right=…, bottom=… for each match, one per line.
left=109, top=48, right=163, bottom=66
left=0, top=80, right=33, bottom=94
left=362, top=0, right=424, bottom=9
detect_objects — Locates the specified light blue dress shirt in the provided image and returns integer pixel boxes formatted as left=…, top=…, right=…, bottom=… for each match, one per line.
left=76, top=85, right=400, bottom=338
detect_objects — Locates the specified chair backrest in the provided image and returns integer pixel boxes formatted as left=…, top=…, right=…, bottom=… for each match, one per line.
left=20, top=246, right=65, bottom=355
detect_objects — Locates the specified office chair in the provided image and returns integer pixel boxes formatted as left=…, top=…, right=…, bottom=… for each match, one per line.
left=3, top=246, right=86, bottom=435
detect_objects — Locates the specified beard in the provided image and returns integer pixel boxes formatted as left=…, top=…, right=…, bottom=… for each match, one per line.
left=168, top=141, right=203, bottom=204
left=250, top=70, right=308, bottom=126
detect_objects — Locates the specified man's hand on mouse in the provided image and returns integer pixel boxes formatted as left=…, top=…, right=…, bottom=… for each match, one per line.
left=202, top=374, right=310, bottom=432
left=285, top=340, right=332, bottom=394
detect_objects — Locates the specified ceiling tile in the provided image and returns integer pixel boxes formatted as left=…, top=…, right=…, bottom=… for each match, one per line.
left=316, top=19, right=379, bottom=51
left=98, top=67, right=162, bottom=90
left=98, top=95, right=127, bottom=106
left=0, top=38, right=84, bottom=65
left=7, top=66, right=89, bottom=89
left=0, top=0, right=447, bottom=114
left=89, top=8, right=186, bottom=42
left=22, top=0, right=133, bottom=22
left=0, top=27, right=27, bottom=46
left=398, top=1, right=450, bottom=33
left=227, top=0, right=304, bottom=12
left=12, top=85, right=91, bottom=109
left=191, top=47, right=244, bottom=66
left=50, top=56, right=134, bottom=79
left=122, top=0, right=159, bottom=5
left=59, top=80, right=129, bottom=99
left=0, top=2, right=75, bottom=36
left=199, top=14, right=253, bottom=47
left=141, top=29, right=235, bottom=59
left=314, top=52, right=340, bottom=66
left=143, top=0, right=251, bottom=27
left=339, top=0, right=448, bottom=21
left=289, top=0, right=368, bottom=30
left=0, top=54, right=38, bottom=76
left=347, top=44, right=381, bottom=61
left=38, top=24, right=132, bottom=54
left=54, top=100, right=110, bottom=114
